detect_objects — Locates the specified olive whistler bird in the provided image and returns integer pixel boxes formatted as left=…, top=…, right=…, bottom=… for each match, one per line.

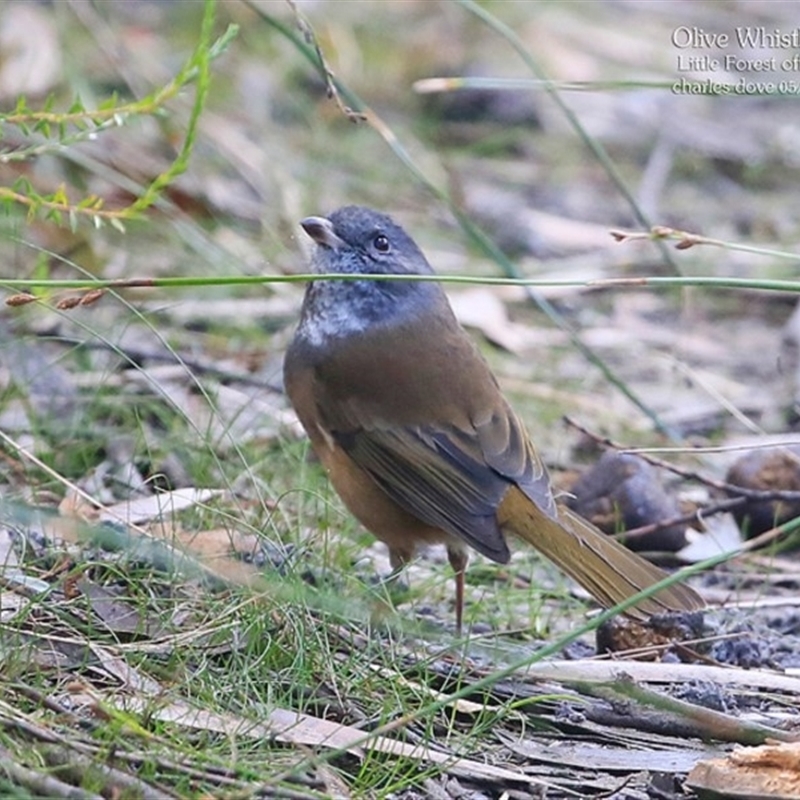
left=284, top=206, right=703, bottom=632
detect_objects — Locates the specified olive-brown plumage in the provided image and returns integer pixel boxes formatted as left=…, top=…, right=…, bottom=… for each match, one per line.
left=284, top=206, right=703, bottom=630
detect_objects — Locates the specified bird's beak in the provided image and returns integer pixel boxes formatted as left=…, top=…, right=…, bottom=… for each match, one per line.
left=301, top=216, right=346, bottom=250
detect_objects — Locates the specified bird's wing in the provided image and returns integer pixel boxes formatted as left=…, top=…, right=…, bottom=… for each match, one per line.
left=309, top=320, right=557, bottom=562
left=334, top=423, right=513, bottom=562
left=331, top=399, right=556, bottom=565
left=471, top=402, right=556, bottom=519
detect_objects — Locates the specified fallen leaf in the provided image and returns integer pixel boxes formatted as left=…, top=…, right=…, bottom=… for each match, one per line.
left=687, top=741, right=800, bottom=799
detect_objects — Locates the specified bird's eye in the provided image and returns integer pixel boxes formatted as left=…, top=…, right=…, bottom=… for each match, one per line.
left=373, top=234, right=390, bottom=253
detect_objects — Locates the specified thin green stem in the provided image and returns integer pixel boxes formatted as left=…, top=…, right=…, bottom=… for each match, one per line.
left=3, top=273, right=800, bottom=292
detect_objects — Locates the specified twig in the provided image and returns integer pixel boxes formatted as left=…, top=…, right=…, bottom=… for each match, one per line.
left=0, top=746, right=103, bottom=800
left=42, top=748, right=179, bottom=800
left=285, top=0, right=366, bottom=122
left=611, top=225, right=800, bottom=263
left=580, top=674, right=798, bottom=745
left=610, top=497, right=747, bottom=545
left=564, top=415, right=800, bottom=503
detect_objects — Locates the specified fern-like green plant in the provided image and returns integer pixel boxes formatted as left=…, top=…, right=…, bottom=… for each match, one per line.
left=0, top=0, right=237, bottom=232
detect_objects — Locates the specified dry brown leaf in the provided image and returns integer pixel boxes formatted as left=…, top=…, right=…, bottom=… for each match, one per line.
left=97, top=488, right=221, bottom=526
left=155, top=524, right=265, bottom=586
left=449, top=288, right=534, bottom=354
left=59, top=489, right=100, bottom=522
left=78, top=579, right=154, bottom=638
left=111, top=694, right=547, bottom=789
left=687, top=741, right=800, bottom=799
left=86, top=645, right=164, bottom=695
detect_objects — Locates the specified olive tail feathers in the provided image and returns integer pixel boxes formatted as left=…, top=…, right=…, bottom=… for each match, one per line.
left=498, top=488, right=704, bottom=619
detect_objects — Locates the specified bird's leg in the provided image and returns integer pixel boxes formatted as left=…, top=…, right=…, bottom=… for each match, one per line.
left=447, top=545, right=469, bottom=635
left=388, top=547, right=410, bottom=580
left=383, top=547, right=412, bottom=609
